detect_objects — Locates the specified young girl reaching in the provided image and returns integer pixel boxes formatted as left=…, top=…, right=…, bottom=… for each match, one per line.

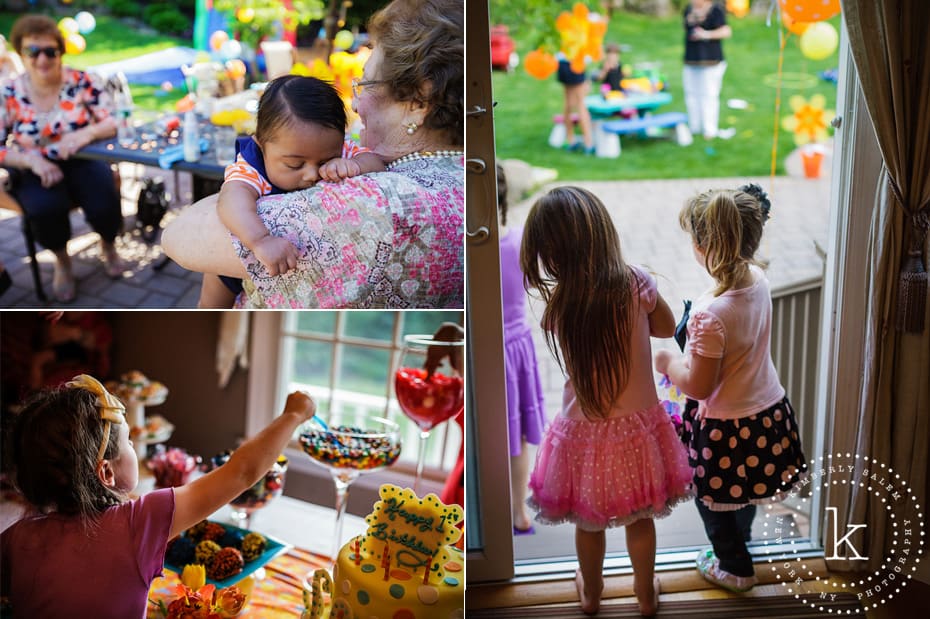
left=200, top=75, right=385, bottom=308
left=0, top=375, right=316, bottom=618
left=654, top=184, right=807, bottom=593
left=522, top=186, right=693, bottom=616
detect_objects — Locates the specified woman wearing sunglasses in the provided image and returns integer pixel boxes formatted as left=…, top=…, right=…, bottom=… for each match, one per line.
left=0, top=15, right=124, bottom=303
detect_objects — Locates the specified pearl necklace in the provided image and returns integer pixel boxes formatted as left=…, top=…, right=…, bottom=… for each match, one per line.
left=386, top=150, right=464, bottom=171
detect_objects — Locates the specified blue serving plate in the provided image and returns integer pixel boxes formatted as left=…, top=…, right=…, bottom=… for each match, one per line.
left=164, top=520, right=291, bottom=588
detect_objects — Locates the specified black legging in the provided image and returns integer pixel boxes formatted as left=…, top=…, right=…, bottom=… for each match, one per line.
left=11, top=158, right=122, bottom=252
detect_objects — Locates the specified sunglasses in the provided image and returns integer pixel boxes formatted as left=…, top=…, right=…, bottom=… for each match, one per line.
left=23, top=45, right=61, bottom=59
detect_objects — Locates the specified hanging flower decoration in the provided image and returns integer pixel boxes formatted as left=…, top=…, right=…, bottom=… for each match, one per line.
left=778, top=0, right=840, bottom=23
left=555, top=3, right=607, bottom=74
left=781, top=94, right=834, bottom=145
left=524, top=47, right=558, bottom=80
left=727, top=0, right=750, bottom=18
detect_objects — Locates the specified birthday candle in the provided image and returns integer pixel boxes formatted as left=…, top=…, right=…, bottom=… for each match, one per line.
left=354, top=538, right=361, bottom=566
left=382, top=543, right=390, bottom=581
left=422, top=556, right=431, bottom=585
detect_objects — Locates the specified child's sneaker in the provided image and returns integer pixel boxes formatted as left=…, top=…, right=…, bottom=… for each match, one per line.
left=695, top=548, right=758, bottom=593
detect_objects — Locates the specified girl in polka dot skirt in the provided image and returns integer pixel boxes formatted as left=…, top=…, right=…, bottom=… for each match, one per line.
left=654, top=184, right=808, bottom=593
left=522, top=187, right=694, bottom=616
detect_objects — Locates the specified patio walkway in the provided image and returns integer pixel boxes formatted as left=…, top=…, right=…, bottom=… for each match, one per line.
left=0, top=163, right=203, bottom=309
left=506, top=172, right=831, bottom=561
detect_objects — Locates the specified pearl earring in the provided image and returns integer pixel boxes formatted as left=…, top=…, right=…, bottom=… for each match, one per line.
left=405, top=122, right=418, bottom=135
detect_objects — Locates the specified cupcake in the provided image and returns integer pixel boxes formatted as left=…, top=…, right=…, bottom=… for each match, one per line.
left=195, top=540, right=222, bottom=566
left=209, top=547, right=245, bottom=581
left=241, top=532, right=267, bottom=562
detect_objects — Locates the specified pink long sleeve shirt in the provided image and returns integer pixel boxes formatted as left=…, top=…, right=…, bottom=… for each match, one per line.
left=686, top=265, right=785, bottom=420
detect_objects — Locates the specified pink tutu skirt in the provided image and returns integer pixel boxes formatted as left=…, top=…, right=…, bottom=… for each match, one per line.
left=527, top=402, right=694, bottom=531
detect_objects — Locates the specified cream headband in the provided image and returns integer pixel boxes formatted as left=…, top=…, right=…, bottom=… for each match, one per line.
left=66, top=374, right=126, bottom=461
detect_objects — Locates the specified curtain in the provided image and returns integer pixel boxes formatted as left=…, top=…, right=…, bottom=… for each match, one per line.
left=834, top=0, right=930, bottom=572
left=216, top=313, right=250, bottom=388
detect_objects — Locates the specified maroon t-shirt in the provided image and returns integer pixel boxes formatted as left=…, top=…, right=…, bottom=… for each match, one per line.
left=1, top=488, right=175, bottom=619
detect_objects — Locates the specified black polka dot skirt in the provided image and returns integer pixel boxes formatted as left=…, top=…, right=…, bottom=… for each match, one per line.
left=682, top=396, right=808, bottom=511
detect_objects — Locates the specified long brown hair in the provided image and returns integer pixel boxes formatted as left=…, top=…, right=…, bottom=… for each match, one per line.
left=521, top=186, right=639, bottom=419
left=679, top=188, right=767, bottom=296
left=11, top=386, right=126, bottom=520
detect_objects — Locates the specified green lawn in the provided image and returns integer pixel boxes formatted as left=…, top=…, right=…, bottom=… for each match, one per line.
left=1, top=12, right=186, bottom=115
left=491, top=10, right=841, bottom=180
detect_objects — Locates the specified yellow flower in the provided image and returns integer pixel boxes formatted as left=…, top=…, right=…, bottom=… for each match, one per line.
left=180, top=564, right=206, bottom=590
left=781, top=94, right=835, bottom=145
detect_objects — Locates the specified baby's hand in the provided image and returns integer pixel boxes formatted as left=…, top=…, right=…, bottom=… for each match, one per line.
left=253, top=235, right=299, bottom=276
left=283, top=391, right=316, bottom=422
left=654, top=349, right=673, bottom=375
left=319, top=157, right=362, bottom=182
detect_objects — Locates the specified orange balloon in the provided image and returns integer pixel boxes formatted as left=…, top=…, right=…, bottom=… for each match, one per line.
left=782, top=10, right=811, bottom=36
left=727, top=0, right=750, bottom=19
left=778, top=0, right=840, bottom=23
left=524, top=48, right=558, bottom=80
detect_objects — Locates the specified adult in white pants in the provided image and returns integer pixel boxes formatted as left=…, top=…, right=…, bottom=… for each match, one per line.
left=682, top=0, right=732, bottom=139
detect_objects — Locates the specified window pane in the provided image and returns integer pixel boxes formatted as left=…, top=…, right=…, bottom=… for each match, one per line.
left=289, top=338, right=333, bottom=388
left=341, top=345, right=391, bottom=396
left=401, top=311, right=463, bottom=337
left=295, top=312, right=338, bottom=334
left=344, top=312, right=395, bottom=340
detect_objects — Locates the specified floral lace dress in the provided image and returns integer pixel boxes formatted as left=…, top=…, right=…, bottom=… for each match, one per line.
left=232, top=155, right=464, bottom=309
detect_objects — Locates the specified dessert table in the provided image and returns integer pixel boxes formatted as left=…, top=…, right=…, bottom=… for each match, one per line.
left=1, top=469, right=367, bottom=618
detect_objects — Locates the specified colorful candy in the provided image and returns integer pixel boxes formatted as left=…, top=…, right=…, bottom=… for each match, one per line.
left=299, top=425, right=401, bottom=471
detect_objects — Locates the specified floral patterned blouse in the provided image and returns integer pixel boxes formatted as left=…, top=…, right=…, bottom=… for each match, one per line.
left=232, top=155, right=464, bottom=309
left=0, top=67, right=112, bottom=163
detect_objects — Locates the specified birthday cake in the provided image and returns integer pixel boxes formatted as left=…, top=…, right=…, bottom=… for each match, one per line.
left=303, top=484, right=464, bottom=619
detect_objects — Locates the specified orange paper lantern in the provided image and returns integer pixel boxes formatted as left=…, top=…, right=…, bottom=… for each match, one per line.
left=778, top=0, right=840, bottom=23
left=524, top=48, right=558, bottom=80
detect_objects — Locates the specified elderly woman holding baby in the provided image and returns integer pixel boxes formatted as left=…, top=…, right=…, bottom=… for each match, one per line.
left=164, top=0, right=464, bottom=309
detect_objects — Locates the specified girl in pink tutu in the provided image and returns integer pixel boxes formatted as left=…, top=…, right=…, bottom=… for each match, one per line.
left=522, top=186, right=694, bottom=616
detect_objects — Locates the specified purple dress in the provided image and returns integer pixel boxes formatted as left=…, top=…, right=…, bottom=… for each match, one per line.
left=500, top=227, right=546, bottom=456
left=1, top=488, right=175, bottom=619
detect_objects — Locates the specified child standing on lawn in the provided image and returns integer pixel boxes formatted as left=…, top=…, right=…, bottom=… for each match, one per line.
left=200, top=75, right=384, bottom=308
left=654, top=184, right=807, bottom=592
left=1, top=375, right=317, bottom=618
left=496, top=164, right=546, bottom=535
left=522, top=186, right=693, bottom=616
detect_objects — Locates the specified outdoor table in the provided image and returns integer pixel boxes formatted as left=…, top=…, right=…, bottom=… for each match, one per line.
left=74, top=115, right=231, bottom=201
left=584, top=91, right=673, bottom=118
left=584, top=92, right=676, bottom=158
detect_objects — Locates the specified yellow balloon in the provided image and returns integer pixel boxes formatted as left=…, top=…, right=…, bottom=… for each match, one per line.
left=58, top=17, right=79, bottom=36
left=799, top=22, right=838, bottom=60
left=64, top=33, right=86, bottom=55
left=334, top=30, right=354, bottom=50
left=236, top=7, right=255, bottom=24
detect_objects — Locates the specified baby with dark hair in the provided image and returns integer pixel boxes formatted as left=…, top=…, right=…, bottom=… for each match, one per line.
left=202, top=75, right=384, bottom=308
